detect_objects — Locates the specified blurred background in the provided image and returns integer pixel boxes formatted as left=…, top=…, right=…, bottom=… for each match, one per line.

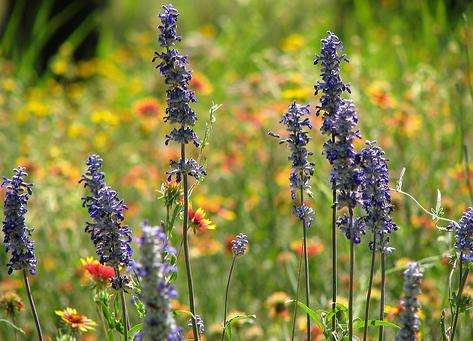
left=0, top=0, right=472, bottom=339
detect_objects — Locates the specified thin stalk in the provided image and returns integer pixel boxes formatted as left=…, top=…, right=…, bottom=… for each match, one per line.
left=301, top=186, right=311, bottom=340
left=450, top=256, right=469, bottom=341
left=290, top=247, right=304, bottom=340
left=114, top=267, right=129, bottom=340
left=120, top=290, right=129, bottom=339
left=221, top=255, right=237, bottom=341
left=331, top=134, right=338, bottom=337
left=22, top=269, right=43, bottom=341
left=378, top=252, right=386, bottom=341
left=362, top=235, right=377, bottom=341
left=446, top=257, right=459, bottom=320
left=181, top=143, right=199, bottom=341
left=95, top=303, right=108, bottom=337
left=348, top=208, right=354, bottom=341
left=11, top=313, right=18, bottom=341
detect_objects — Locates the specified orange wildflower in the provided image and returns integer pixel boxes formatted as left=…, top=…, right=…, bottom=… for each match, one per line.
left=290, top=239, right=324, bottom=257
left=190, top=236, right=222, bottom=257
left=410, top=215, right=435, bottom=230
left=190, top=71, right=213, bottom=95
left=367, top=82, right=395, bottom=109
left=133, top=98, right=160, bottom=118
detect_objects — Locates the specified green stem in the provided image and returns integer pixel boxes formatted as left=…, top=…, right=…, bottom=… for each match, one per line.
left=301, top=186, right=311, bottom=341
left=378, top=253, right=386, bottom=341
left=22, top=269, right=43, bottom=341
left=331, top=137, right=338, bottom=339
left=95, top=303, right=108, bottom=338
left=290, top=247, right=304, bottom=340
left=450, top=256, right=469, bottom=341
left=221, top=255, right=237, bottom=340
left=166, top=204, right=171, bottom=232
left=114, top=267, right=129, bottom=340
left=348, top=208, right=354, bottom=341
left=447, top=257, right=459, bottom=324
left=182, top=143, right=200, bottom=341
left=363, top=234, right=377, bottom=341
left=11, top=313, right=18, bottom=341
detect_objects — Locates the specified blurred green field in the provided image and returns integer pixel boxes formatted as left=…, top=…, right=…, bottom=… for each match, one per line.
left=0, top=0, right=473, bottom=339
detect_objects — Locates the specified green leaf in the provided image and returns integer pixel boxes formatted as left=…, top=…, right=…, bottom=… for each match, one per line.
left=440, top=310, right=448, bottom=341
left=107, top=329, right=115, bottom=341
left=223, top=314, right=255, bottom=340
left=326, top=303, right=348, bottom=323
left=101, top=301, right=114, bottom=328
left=174, top=309, right=195, bottom=319
left=115, top=319, right=124, bottom=334
left=0, top=319, right=25, bottom=334
left=169, top=205, right=181, bottom=230
left=128, top=323, right=142, bottom=337
left=353, top=319, right=400, bottom=330
left=288, top=300, right=324, bottom=329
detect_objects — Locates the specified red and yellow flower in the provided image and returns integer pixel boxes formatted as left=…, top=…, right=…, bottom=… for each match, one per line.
left=55, top=307, right=96, bottom=333
left=189, top=207, right=216, bottom=233
left=80, top=257, right=115, bottom=287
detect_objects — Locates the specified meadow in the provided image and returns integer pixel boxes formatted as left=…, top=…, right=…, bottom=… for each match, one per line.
left=0, top=0, right=472, bottom=340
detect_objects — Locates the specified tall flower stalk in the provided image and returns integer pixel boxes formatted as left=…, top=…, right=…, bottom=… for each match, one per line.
left=357, top=142, right=397, bottom=341
left=314, top=31, right=350, bottom=335
left=221, top=233, right=248, bottom=340
left=449, top=207, right=472, bottom=341
left=80, top=155, right=133, bottom=340
left=2, top=167, right=43, bottom=341
left=272, top=102, right=315, bottom=340
left=396, top=262, right=423, bottom=340
left=331, top=100, right=363, bottom=340
left=135, top=222, right=182, bottom=341
left=154, top=5, right=206, bottom=340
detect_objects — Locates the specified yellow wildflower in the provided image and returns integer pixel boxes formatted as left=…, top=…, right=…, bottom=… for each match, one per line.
left=91, top=110, right=119, bottom=126
left=281, top=34, right=306, bottom=52
left=55, top=307, right=96, bottom=333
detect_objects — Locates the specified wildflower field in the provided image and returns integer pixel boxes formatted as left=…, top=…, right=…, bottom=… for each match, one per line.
left=0, top=0, right=473, bottom=340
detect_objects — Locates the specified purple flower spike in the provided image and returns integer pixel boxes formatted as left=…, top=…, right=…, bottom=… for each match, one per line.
left=358, top=141, right=398, bottom=253
left=396, top=262, right=422, bottom=340
left=80, top=155, right=133, bottom=288
left=273, top=102, right=315, bottom=228
left=453, top=207, right=473, bottom=262
left=154, top=4, right=204, bottom=181
left=2, top=167, right=37, bottom=275
left=231, top=233, right=249, bottom=256
left=314, top=31, right=350, bottom=134
left=135, top=222, right=182, bottom=341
